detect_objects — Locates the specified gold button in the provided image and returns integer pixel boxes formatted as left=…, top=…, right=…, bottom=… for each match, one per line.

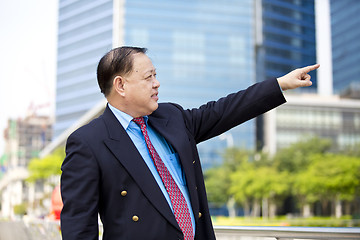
left=132, top=215, right=139, bottom=222
left=193, top=161, right=195, bottom=164
left=198, top=212, right=202, bottom=218
left=121, top=191, right=127, bottom=196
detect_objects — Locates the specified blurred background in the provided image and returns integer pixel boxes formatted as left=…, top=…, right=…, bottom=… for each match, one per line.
left=0, top=0, right=359, bottom=238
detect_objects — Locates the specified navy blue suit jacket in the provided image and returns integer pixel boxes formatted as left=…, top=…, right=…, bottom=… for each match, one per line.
left=60, top=78, right=286, bottom=240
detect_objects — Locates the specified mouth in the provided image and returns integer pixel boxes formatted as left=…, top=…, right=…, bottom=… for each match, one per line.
left=152, top=92, right=159, bottom=101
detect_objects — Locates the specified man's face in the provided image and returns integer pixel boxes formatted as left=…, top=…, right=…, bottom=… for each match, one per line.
left=122, top=53, right=160, bottom=117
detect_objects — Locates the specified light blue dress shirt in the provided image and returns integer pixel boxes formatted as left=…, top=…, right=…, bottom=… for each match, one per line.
left=108, top=104, right=195, bottom=233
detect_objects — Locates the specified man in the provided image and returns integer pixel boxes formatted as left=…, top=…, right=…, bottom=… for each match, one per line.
left=60, top=46, right=319, bottom=240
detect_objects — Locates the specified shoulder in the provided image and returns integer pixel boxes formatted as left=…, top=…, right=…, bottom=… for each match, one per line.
left=67, top=115, right=106, bottom=144
left=152, top=102, right=185, bottom=117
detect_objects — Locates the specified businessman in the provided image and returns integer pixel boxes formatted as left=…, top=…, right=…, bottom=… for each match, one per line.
left=60, top=46, right=319, bottom=240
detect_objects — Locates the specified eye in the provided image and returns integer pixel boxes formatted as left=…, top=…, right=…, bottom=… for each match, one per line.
left=145, top=73, right=156, bottom=81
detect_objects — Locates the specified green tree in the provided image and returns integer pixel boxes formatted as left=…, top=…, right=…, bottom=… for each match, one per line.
left=204, top=148, right=250, bottom=217
left=13, top=203, right=27, bottom=216
left=27, top=148, right=65, bottom=182
left=341, top=143, right=360, bottom=157
left=230, top=165, right=290, bottom=218
left=293, top=152, right=360, bottom=217
left=307, top=153, right=360, bottom=217
left=229, top=165, right=255, bottom=216
left=205, top=167, right=230, bottom=207
left=293, top=166, right=322, bottom=217
left=222, top=147, right=252, bottom=170
left=274, top=136, right=332, bottom=173
left=206, top=136, right=360, bottom=219
left=273, top=136, right=334, bottom=217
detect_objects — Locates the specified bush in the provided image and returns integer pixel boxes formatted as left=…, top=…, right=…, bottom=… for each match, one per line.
left=13, top=203, right=27, bottom=216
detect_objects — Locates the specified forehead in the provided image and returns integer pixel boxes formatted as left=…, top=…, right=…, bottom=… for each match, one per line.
left=131, top=53, right=155, bottom=75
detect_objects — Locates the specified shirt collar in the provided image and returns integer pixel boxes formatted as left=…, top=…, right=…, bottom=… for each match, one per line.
left=108, top=103, right=148, bottom=130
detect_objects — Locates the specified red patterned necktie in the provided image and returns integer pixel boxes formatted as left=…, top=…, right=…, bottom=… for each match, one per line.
left=133, top=117, right=194, bottom=240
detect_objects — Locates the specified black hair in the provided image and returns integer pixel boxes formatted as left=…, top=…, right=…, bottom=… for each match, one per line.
left=97, top=46, right=147, bottom=96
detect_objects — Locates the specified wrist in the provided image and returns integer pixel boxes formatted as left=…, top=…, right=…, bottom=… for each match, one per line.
left=277, top=77, right=288, bottom=91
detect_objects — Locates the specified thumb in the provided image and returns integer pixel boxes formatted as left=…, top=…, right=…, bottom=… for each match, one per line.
left=298, top=77, right=312, bottom=87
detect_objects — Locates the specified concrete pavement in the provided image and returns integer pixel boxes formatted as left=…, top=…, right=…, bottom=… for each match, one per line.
left=0, top=221, right=31, bottom=240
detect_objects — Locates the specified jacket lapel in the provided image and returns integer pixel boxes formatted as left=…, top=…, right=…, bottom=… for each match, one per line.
left=101, top=106, right=180, bottom=231
left=148, top=113, right=200, bottom=223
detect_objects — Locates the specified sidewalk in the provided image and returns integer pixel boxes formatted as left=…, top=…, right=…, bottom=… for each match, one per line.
left=0, top=221, right=31, bottom=240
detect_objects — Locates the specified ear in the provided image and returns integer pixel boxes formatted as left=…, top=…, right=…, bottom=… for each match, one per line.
left=113, top=76, right=126, bottom=96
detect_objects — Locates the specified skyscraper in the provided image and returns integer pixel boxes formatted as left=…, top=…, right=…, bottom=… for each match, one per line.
left=255, top=0, right=317, bottom=149
left=259, top=0, right=317, bottom=91
left=55, top=0, right=113, bottom=137
left=55, top=0, right=255, bottom=167
left=330, top=0, right=360, bottom=95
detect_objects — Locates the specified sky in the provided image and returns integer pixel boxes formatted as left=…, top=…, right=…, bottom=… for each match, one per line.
left=0, top=0, right=58, bottom=155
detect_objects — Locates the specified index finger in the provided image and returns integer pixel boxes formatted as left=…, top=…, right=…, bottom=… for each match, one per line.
left=302, top=64, right=320, bottom=73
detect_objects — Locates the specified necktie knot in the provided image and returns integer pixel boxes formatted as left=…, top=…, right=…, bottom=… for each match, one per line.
left=133, top=117, right=145, bottom=127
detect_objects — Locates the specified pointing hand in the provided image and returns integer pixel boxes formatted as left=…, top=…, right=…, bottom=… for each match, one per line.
left=277, top=64, right=320, bottom=91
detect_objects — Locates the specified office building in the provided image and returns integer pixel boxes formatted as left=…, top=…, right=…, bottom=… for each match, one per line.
left=259, top=0, right=317, bottom=92
left=264, top=94, right=360, bottom=154
left=56, top=1, right=360, bottom=166
left=55, top=0, right=256, bottom=168
left=330, top=0, right=360, bottom=95
left=0, top=115, right=52, bottom=218
left=55, top=0, right=113, bottom=137
left=255, top=0, right=317, bottom=150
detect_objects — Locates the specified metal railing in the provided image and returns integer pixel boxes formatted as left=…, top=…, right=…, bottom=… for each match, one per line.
left=18, top=219, right=360, bottom=240
left=214, top=225, right=360, bottom=240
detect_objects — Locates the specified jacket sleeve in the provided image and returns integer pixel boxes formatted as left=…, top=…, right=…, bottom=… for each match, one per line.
left=179, top=78, right=286, bottom=144
left=60, top=131, right=100, bottom=240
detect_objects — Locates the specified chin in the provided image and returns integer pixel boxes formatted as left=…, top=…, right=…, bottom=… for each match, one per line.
left=142, top=104, right=158, bottom=116
left=152, top=103, right=159, bottom=112
left=150, top=103, right=159, bottom=113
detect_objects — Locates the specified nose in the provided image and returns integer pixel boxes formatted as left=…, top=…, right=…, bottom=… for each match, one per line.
left=153, top=77, right=160, bottom=88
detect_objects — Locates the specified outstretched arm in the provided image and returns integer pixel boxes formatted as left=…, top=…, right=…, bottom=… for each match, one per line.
left=277, top=64, right=320, bottom=91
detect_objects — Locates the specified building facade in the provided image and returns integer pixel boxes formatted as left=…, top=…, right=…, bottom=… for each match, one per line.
left=264, top=94, right=360, bottom=154
left=55, top=0, right=113, bottom=137
left=55, top=0, right=256, bottom=168
left=255, top=0, right=317, bottom=150
left=259, top=0, right=317, bottom=92
left=0, top=115, right=52, bottom=218
left=330, top=0, right=360, bottom=95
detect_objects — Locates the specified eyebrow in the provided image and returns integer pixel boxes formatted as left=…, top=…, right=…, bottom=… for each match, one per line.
left=144, top=68, right=156, bottom=75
